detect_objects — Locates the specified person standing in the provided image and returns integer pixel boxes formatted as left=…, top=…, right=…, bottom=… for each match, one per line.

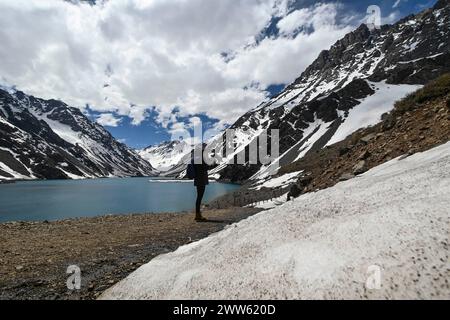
left=191, top=143, right=212, bottom=222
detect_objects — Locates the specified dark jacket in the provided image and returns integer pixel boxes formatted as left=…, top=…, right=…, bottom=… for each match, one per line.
left=192, top=149, right=218, bottom=186
left=194, top=162, right=209, bottom=187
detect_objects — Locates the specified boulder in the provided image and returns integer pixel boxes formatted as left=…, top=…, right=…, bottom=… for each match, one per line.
left=297, top=175, right=313, bottom=188
left=359, top=150, right=371, bottom=160
left=353, top=160, right=368, bottom=175
left=339, top=146, right=350, bottom=156
left=381, top=114, right=396, bottom=131
left=360, top=133, right=376, bottom=144
left=339, top=173, right=355, bottom=181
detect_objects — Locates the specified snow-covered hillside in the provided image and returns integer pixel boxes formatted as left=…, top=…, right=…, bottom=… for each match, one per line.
left=202, top=2, right=450, bottom=183
left=138, top=140, right=192, bottom=172
left=0, top=88, right=156, bottom=180
left=101, top=141, right=450, bottom=299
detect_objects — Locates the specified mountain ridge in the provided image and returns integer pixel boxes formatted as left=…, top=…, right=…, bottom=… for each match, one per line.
left=0, top=87, right=156, bottom=180
left=138, top=140, right=192, bottom=173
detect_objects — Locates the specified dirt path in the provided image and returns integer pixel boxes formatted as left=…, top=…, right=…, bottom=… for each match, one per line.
left=0, top=207, right=261, bottom=300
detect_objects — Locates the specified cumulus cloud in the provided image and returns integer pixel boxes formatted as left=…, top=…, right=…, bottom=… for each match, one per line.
left=277, top=3, right=341, bottom=35
left=0, top=0, right=355, bottom=127
left=96, top=113, right=122, bottom=127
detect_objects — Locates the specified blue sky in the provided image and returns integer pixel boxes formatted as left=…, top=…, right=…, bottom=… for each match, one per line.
left=0, top=0, right=438, bottom=149
left=87, top=106, right=220, bottom=148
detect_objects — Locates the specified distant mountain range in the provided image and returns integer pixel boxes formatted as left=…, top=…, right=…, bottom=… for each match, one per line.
left=0, top=87, right=156, bottom=180
left=138, top=140, right=192, bottom=173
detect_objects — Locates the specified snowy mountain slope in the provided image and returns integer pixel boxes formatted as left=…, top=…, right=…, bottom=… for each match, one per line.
left=325, top=81, right=422, bottom=146
left=101, top=141, right=450, bottom=300
left=204, top=2, right=450, bottom=183
left=138, top=140, right=192, bottom=172
left=0, top=88, right=156, bottom=180
left=250, top=170, right=302, bottom=191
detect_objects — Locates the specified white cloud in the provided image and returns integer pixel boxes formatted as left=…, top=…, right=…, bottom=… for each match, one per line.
left=277, top=3, right=342, bottom=35
left=0, top=0, right=355, bottom=127
left=393, top=0, right=402, bottom=9
left=96, top=113, right=122, bottom=127
left=382, top=11, right=402, bottom=25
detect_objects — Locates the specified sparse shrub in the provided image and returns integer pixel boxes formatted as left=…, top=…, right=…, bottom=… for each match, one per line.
left=393, top=73, right=450, bottom=115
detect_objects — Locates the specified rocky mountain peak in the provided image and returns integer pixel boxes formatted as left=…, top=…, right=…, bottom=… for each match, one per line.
left=0, top=89, right=156, bottom=180
left=434, top=0, right=449, bottom=10
left=139, top=140, right=192, bottom=173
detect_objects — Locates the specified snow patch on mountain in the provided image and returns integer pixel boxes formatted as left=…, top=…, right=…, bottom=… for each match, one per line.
left=250, top=170, right=302, bottom=190
left=326, top=81, right=423, bottom=146
left=138, top=140, right=192, bottom=172
left=293, top=119, right=332, bottom=162
left=31, top=112, right=84, bottom=147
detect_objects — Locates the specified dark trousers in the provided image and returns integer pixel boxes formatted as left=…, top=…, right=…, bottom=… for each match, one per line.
left=196, top=185, right=206, bottom=215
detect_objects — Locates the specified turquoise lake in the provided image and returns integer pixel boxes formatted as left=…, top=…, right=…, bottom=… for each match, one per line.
left=0, top=178, right=239, bottom=222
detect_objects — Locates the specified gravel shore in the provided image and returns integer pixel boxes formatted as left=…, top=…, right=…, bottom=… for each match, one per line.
left=0, top=207, right=260, bottom=300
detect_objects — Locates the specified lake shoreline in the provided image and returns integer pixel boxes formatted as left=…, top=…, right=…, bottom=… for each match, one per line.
left=0, top=176, right=243, bottom=184
left=0, top=207, right=261, bottom=300
left=0, top=177, right=240, bottom=222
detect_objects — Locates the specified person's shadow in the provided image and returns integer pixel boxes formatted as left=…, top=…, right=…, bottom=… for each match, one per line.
left=198, top=218, right=227, bottom=223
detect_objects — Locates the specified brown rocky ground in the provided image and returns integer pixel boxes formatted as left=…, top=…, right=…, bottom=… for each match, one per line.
left=0, top=207, right=260, bottom=300
left=280, top=79, right=450, bottom=194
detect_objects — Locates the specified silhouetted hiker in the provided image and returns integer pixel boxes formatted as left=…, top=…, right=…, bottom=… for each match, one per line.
left=188, top=143, right=215, bottom=222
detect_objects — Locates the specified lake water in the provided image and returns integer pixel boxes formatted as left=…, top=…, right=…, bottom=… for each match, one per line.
left=0, top=178, right=239, bottom=222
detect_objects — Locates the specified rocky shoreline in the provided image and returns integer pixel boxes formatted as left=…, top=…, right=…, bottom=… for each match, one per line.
left=0, top=207, right=261, bottom=300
